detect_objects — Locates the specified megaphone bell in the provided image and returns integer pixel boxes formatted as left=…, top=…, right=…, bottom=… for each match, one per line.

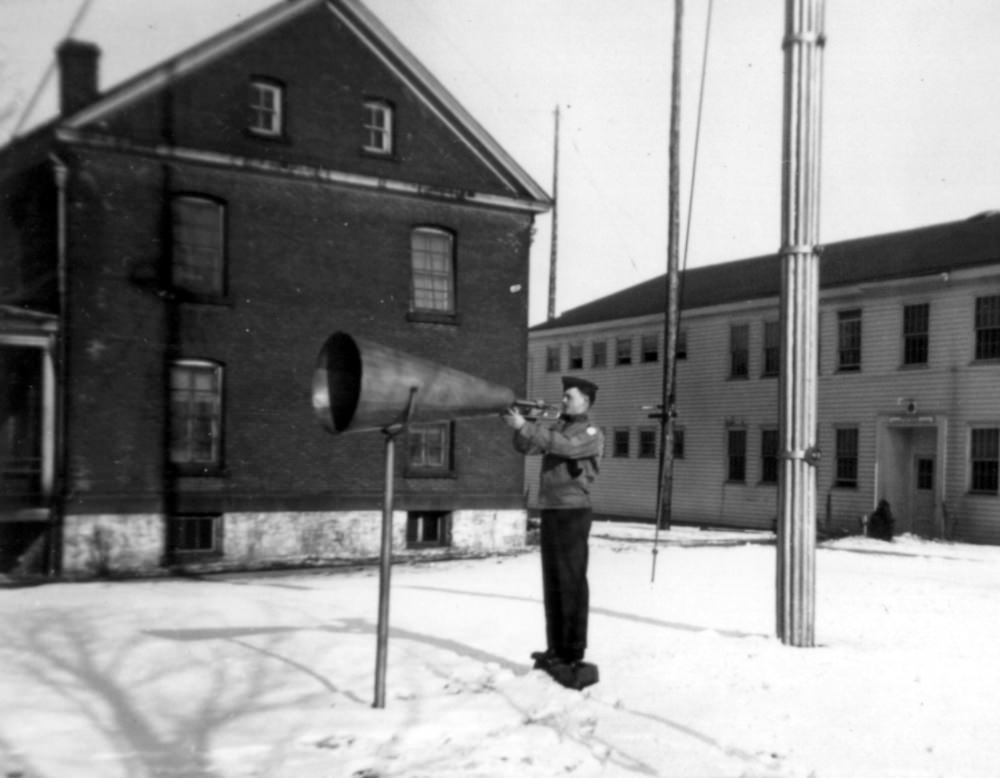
left=312, top=332, right=519, bottom=434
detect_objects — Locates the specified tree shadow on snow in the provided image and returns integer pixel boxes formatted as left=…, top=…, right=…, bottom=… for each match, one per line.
left=0, top=611, right=333, bottom=778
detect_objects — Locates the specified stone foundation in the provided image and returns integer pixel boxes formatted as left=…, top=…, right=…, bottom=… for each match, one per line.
left=59, top=508, right=528, bottom=578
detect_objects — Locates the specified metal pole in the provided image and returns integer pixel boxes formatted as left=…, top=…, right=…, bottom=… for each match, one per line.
left=777, top=0, right=825, bottom=647
left=547, top=105, right=560, bottom=321
left=373, top=430, right=396, bottom=708
left=651, top=0, right=683, bottom=582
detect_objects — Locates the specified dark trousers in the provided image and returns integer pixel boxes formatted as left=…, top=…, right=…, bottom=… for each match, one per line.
left=539, top=508, right=592, bottom=661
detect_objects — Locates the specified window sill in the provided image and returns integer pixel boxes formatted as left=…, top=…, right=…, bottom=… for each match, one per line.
left=360, top=148, right=398, bottom=162
left=898, top=362, right=929, bottom=370
left=407, top=311, right=459, bottom=326
left=244, top=128, right=290, bottom=144
left=404, top=470, right=457, bottom=480
left=971, top=358, right=1000, bottom=366
left=169, top=550, right=224, bottom=564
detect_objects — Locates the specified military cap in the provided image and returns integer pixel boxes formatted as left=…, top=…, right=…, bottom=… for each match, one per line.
left=561, top=375, right=598, bottom=405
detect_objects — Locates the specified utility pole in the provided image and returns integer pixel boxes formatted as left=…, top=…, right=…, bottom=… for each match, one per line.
left=777, top=0, right=825, bottom=646
left=547, top=105, right=560, bottom=321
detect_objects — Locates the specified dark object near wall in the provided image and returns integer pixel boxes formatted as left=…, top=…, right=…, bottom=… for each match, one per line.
left=868, top=499, right=895, bottom=541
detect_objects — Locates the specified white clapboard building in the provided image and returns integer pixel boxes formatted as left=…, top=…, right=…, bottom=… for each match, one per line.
left=526, top=213, right=1000, bottom=544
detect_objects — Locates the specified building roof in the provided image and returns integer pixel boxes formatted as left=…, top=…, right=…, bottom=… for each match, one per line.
left=532, top=212, right=1000, bottom=332
left=7, top=0, right=551, bottom=208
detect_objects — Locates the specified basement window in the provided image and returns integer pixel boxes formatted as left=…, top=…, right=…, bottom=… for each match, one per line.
left=169, top=514, right=222, bottom=557
left=406, top=511, right=451, bottom=548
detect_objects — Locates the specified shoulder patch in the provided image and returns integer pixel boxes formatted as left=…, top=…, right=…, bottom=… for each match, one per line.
left=586, top=426, right=598, bottom=435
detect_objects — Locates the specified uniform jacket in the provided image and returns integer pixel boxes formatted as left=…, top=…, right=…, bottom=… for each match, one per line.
left=514, top=414, right=604, bottom=509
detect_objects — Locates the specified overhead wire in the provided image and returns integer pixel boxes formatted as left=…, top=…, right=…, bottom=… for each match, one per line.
left=408, top=0, right=649, bottom=275
left=10, top=0, right=96, bottom=139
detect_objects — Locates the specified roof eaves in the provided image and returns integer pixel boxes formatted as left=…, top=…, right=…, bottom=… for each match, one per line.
left=331, top=0, right=551, bottom=208
left=60, top=0, right=324, bottom=131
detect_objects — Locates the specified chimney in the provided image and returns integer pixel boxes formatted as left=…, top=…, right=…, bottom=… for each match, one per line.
left=57, top=39, right=100, bottom=116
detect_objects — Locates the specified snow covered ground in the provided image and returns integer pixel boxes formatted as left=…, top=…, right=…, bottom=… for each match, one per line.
left=2, top=522, right=999, bottom=778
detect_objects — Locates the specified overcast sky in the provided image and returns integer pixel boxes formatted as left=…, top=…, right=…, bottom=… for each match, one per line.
left=3, top=0, right=999, bottom=323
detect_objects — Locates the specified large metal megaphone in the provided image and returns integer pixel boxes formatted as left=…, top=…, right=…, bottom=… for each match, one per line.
left=312, top=332, right=518, bottom=434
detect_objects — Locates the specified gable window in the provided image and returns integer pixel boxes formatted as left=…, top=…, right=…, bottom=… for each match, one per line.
left=410, top=227, right=455, bottom=316
left=970, top=428, right=999, bottom=494
left=613, top=428, right=630, bottom=458
left=760, top=428, right=779, bottom=484
left=407, top=511, right=451, bottom=548
left=545, top=345, right=561, bottom=373
left=407, top=422, right=452, bottom=474
left=363, top=99, right=394, bottom=155
left=762, top=320, right=780, bottom=377
left=834, top=426, right=859, bottom=487
left=838, top=309, right=862, bottom=372
left=730, top=324, right=749, bottom=378
left=903, top=303, right=930, bottom=366
left=172, top=196, right=225, bottom=297
left=616, top=337, right=632, bottom=366
left=248, top=79, right=283, bottom=137
left=974, top=295, right=1000, bottom=361
left=569, top=343, right=584, bottom=370
left=591, top=340, right=607, bottom=368
left=727, top=428, right=747, bottom=482
left=641, top=334, right=659, bottom=363
left=638, top=428, right=657, bottom=459
left=170, top=360, right=223, bottom=473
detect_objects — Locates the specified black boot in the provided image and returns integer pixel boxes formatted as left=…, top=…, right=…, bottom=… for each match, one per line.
left=544, top=659, right=599, bottom=691
left=531, top=649, right=557, bottom=670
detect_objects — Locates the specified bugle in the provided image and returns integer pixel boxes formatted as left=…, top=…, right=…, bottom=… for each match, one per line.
left=510, top=399, right=562, bottom=420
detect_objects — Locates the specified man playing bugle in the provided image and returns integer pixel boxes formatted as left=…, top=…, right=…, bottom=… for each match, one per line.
left=502, top=375, right=603, bottom=690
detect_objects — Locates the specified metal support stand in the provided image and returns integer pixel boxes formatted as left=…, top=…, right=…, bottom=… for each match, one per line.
left=372, top=387, right=417, bottom=709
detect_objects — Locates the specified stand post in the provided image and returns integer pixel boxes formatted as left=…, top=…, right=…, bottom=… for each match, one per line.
left=373, top=429, right=396, bottom=709
left=372, top=386, right=416, bottom=709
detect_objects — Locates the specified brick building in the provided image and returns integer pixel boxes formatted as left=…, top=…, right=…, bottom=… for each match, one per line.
left=0, top=0, right=550, bottom=577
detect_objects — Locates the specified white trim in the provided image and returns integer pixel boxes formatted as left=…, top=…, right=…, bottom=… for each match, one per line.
left=54, top=128, right=549, bottom=213
left=328, top=0, right=550, bottom=203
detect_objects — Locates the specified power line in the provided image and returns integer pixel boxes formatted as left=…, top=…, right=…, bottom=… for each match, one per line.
left=10, top=0, right=96, bottom=139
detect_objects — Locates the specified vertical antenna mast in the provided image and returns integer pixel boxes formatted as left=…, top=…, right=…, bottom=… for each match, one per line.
left=547, top=105, right=560, bottom=320
left=651, top=0, right=683, bottom=581
left=777, top=0, right=825, bottom=646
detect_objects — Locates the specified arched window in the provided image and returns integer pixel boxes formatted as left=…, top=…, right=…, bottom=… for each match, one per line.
left=170, top=359, right=224, bottom=472
left=171, top=195, right=226, bottom=297
left=410, top=227, right=455, bottom=315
